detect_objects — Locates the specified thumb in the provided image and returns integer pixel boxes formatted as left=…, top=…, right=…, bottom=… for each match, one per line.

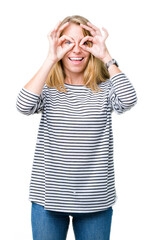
left=79, top=44, right=91, bottom=53
left=62, top=43, right=75, bottom=55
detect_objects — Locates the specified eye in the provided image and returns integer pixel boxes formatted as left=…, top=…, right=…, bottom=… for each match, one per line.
left=65, top=40, right=71, bottom=44
left=83, top=41, right=92, bottom=47
left=83, top=41, right=88, bottom=45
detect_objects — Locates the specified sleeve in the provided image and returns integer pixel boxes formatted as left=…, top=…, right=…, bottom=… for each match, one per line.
left=16, top=87, right=45, bottom=115
left=108, top=72, right=137, bottom=114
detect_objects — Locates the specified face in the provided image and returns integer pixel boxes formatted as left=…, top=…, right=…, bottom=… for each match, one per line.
left=61, top=23, right=90, bottom=76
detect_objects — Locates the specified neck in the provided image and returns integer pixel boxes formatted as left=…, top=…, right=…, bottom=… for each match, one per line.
left=64, top=72, right=84, bottom=85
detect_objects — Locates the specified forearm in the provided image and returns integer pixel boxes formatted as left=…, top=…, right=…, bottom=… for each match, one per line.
left=109, top=72, right=137, bottom=113
left=24, top=56, right=55, bottom=95
left=102, top=53, right=137, bottom=112
left=102, top=53, right=122, bottom=78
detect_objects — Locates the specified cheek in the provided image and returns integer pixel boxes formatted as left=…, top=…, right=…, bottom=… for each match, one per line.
left=85, top=53, right=90, bottom=61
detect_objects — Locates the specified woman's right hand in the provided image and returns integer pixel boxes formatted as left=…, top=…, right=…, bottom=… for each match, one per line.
left=47, top=21, right=75, bottom=64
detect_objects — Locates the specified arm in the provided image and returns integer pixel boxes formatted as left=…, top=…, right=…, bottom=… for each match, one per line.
left=16, top=21, right=75, bottom=115
left=23, top=21, right=75, bottom=95
left=79, top=23, right=137, bottom=113
left=102, top=54, right=137, bottom=113
left=101, top=53, right=122, bottom=78
left=24, top=57, right=55, bottom=95
left=16, top=87, right=45, bottom=115
left=108, top=72, right=137, bottom=114
left=16, top=57, right=54, bottom=115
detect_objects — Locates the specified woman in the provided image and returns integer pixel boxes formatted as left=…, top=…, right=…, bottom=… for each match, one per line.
left=16, top=15, right=137, bottom=240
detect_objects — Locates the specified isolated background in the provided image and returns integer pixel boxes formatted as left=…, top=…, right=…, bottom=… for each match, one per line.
left=0, top=0, right=152, bottom=239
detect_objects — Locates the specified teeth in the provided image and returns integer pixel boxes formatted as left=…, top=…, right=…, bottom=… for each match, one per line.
left=69, top=57, right=83, bottom=60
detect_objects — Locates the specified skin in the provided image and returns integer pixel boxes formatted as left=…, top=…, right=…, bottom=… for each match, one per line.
left=59, top=21, right=121, bottom=85
left=47, top=20, right=119, bottom=85
left=24, top=20, right=121, bottom=94
left=61, top=23, right=91, bottom=85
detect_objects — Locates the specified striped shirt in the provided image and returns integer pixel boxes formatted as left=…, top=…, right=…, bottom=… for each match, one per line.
left=16, top=72, right=137, bottom=213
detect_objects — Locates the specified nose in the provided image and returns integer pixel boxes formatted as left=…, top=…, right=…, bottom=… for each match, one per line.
left=72, top=42, right=82, bottom=53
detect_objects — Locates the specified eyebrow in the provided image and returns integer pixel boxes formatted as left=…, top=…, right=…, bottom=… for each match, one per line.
left=68, top=37, right=84, bottom=42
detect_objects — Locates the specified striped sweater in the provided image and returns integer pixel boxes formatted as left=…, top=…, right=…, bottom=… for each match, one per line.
left=16, top=72, right=137, bottom=213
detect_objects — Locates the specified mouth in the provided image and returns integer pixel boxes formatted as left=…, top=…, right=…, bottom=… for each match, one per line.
left=68, top=57, right=84, bottom=64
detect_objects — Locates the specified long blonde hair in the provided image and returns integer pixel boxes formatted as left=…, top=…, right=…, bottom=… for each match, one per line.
left=46, top=15, right=110, bottom=93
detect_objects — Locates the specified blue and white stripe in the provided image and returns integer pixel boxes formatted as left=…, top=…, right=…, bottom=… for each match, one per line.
left=16, top=72, right=137, bottom=213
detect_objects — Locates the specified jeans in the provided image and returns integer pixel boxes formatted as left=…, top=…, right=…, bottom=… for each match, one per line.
left=31, top=202, right=113, bottom=240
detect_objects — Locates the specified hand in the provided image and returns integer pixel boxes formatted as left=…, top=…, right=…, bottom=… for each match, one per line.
left=47, top=21, right=75, bottom=63
left=79, top=22, right=111, bottom=62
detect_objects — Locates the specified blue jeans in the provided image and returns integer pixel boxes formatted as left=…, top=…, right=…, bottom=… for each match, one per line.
left=31, top=202, right=113, bottom=240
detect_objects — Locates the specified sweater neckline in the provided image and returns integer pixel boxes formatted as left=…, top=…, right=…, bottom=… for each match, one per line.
left=64, top=83, right=86, bottom=88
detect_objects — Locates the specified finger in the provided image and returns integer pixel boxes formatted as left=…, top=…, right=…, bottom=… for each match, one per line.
left=79, top=36, right=93, bottom=53
left=47, top=21, right=61, bottom=38
left=47, top=20, right=66, bottom=39
left=79, top=36, right=93, bottom=46
left=86, top=22, right=103, bottom=37
left=79, top=44, right=92, bottom=53
left=58, top=35, right=74, bottom=46
left=47, top=30, right=53, bottom=38
left=80, top=23, right=96, bottom=36
left=62, top=42, right=75, bottom=55
left=86, top=22, right=100, bottom=31
left=100, top=27, right=109, bottom=42
left=47, top=29, right=57, bottom=39
left=54, top=20, right=62, bottom=30
left=57, top=22, right=70, bottom=38
left=101, top=27, right=109, bottom=39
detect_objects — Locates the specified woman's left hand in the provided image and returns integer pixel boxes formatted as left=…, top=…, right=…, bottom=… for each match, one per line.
left=79, top=22, right=110, bottom=62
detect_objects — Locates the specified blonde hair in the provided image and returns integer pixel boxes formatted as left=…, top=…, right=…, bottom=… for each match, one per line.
left=46, top=15, right=110, bottom=93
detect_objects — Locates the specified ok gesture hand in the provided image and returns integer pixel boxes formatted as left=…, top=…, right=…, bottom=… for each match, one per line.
left=79, top=22, right=110, bottom=62
left=47, top=21, right=75, bottom=63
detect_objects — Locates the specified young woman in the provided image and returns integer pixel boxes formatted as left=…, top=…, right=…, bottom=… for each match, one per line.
left=16, top=15, right=137, bottom=240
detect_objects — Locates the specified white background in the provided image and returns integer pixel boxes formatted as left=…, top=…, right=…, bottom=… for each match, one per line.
left=0, top=0, right=153, bottom=239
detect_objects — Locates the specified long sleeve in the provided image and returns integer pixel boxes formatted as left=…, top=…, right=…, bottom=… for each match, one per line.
left=16, top=87, right=45, bottom=115
left=108, top=73, right=137, bottom=114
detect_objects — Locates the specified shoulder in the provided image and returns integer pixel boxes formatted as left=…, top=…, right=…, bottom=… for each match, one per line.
left=42, top=84, right=51, bottom=94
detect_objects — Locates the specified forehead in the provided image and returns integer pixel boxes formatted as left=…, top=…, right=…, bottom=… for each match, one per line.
left=62, top=23, right=84, bottom=39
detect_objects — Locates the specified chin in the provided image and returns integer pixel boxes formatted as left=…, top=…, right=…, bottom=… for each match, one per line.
left=62, top=57, right=89, bottom=73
